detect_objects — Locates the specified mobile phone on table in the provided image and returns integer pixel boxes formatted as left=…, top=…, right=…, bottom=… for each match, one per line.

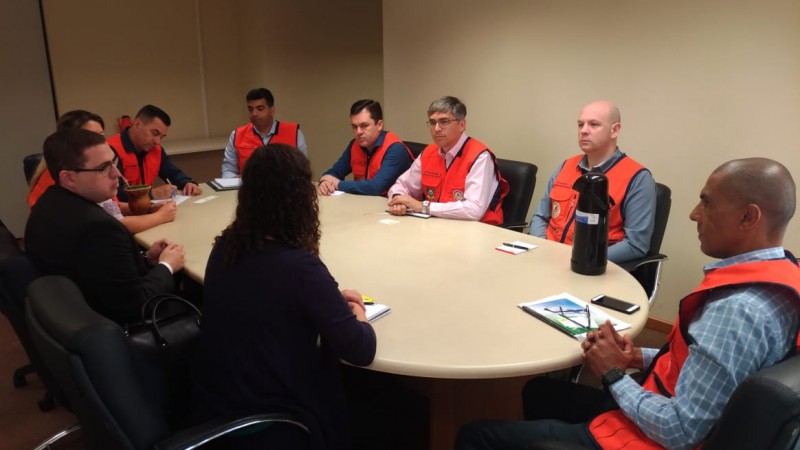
left=590, top=295, right=640, bottom=314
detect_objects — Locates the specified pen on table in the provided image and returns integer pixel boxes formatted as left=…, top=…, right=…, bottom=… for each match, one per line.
left=502, top=242, right=528, bottom=250
left=586, top=305, right=593, bottom=330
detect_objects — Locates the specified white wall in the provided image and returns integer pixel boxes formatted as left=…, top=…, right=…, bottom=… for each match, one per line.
left=383, top=0, right=800, bottom=320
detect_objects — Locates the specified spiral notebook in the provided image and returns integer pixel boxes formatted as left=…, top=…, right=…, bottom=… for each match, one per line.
left=518, top=292, right=630, bottom=341
left=365, top=303, right=391, bottom=322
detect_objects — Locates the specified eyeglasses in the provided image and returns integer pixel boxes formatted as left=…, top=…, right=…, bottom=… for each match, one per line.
left=426, top=118, right=460, bottom=128
left=69, top=155, right=120, bottom=175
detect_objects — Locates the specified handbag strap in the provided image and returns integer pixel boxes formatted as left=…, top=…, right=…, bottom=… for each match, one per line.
left=144, top=294, right=202, bottom=347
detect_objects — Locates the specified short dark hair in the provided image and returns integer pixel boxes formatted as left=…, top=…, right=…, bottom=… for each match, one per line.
left=246, top=88, right=275, bottom=107
left=43, top=128, right=107, bottom=184
left=135, top=104, right=171, bottom=127
left=350, top=99, right=383, bottom=122
left=56, top=110, right=105, bottom=131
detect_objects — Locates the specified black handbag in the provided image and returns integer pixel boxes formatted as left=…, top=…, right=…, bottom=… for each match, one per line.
left=125, top=294, right=202, bottom=424
left=125, top=294, right=202, bottom=368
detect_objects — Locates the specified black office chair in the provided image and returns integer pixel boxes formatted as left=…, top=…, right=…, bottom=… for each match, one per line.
left=529, top=352, right=800, bottom=450
left=25, top=275, right=311, bottom=450
left=496, top=158, right=537, bottom=230
left=0, top=220, right=49, bottom=397
left=618, top=183, right=671, bottom=304
left=24, top=153, right=43, bottom=184
left=402, top=141, right=427, bottom=158
left=0, top=220, right=81, bottom=449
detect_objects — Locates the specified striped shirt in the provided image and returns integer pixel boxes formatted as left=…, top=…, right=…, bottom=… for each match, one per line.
left=610, top=247, right=800, bottom=449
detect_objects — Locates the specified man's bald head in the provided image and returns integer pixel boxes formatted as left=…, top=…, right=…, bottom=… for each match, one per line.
left=577, top=100, right=622, bottom=163
left=713, top=158, right=796, bottom=239
left=581, top=100, right=620, bottom=125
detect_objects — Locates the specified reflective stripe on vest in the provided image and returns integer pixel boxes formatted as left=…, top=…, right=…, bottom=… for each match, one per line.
left=546, top=154, right=647, bottom=245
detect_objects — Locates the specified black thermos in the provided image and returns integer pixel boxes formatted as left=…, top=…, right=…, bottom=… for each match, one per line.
left=570, top=173, right=610, bottom=275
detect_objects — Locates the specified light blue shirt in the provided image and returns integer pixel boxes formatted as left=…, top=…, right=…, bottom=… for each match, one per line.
left=611, top=247, right=800, bottom=449
left=530, top=148, right=656, bottom=264
left=221, top=121, right=308, bottom=178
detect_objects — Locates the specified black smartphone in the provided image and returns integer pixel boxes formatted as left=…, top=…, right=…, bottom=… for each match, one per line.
left=591, top=295, right=640, bottom=314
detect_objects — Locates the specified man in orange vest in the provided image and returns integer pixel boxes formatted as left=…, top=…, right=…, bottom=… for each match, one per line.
left=530, top=101, right=656, bottom=264
left=387, top=96, right=508, bottom=225
left=317, top=99, right=413, bottom=196
left=109, top=105, right=203, bottom=201
left=221, top=87, right=307, bottom=178
left=456, top=158, right=800, bottom=449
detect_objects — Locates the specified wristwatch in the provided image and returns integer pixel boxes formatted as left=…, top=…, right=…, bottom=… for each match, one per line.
left=601, top=367, right=626, bottom=390
left=422, top=200, right=430, bottom=214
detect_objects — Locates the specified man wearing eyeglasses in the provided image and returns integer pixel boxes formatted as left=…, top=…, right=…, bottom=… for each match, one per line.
left=109, top=104, right=203, bottom=202
left=317, top=99, right=414, bottom=196
left=530, top=100, right=656, bottom=264
left=387, top=96, right=509, bottom=224
left=26, top=128, right=186, bottom=325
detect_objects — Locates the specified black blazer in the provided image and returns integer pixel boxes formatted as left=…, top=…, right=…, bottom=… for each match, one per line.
left=25, top=185, right=175, bottom=324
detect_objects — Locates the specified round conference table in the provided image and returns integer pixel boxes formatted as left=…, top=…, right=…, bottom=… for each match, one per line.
left=136, top=185, right=649, bottom=448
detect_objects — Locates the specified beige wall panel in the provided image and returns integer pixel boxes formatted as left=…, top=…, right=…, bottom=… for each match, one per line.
left=43, top=0, right=207, bottom=140
left=196, top=0, right=243, bottom=137
left=384, top=0, right=800, bottom=321
left=41, top=0, right=383, bottom=180
left=0, top=0, right=57, bottom=236
left=235, top=0, right=384, bottom=178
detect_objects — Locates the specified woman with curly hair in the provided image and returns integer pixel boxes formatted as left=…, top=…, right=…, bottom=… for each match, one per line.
left=192, top=144, right=376, bottom=449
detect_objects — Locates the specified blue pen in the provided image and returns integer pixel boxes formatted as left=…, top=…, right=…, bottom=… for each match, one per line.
left=166, top=178, right=176, bottom=199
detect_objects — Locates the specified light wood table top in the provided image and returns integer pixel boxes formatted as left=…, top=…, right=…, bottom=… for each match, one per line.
left=137, top=185, right=649, bottom=380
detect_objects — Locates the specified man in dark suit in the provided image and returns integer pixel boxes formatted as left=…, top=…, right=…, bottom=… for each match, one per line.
left=25, top=128, right=186, bottom=324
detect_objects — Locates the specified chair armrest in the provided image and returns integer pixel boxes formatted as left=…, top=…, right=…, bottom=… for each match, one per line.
left=501, top=222, right=529, bottom=232
left=618, top=253, right=668, bottom=272
left=154, top=412, right=309, bottom=450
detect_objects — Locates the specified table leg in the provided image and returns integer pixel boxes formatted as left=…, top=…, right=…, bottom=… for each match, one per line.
left=404, top=375, right=532, bottom=449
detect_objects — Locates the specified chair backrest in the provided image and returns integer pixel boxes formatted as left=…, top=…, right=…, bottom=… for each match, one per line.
left=624, top=182, right=672, bottom=303
left=0, top=220, right=51, bottom=389
left=649, top=183, right=671, bottom=256
left=26, top=275, right=171, bottom=450
left=496, top=158, right=537, bottom=228
left=402, top=141, right=427, bottom=158
left=703, top=353, right=800, bottom=450
left=23, top=153, right=43, bottom=184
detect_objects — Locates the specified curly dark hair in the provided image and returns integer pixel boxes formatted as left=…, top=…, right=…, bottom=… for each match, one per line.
left=217, top=144, right=320, bottom=265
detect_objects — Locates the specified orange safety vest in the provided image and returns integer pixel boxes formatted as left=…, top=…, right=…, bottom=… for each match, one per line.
left=588, top=257, right=800, bottom=449
left=233, top=121, right=300, bottom=174
left=418, top=138, right=509, bottom=225
left=350, top=131, right=414, bottom=195
left=107, top=132, right=162, bottom=186
left=28, top=170, right=55, bottom=207
left=546, top=154, right=647, bottom=245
